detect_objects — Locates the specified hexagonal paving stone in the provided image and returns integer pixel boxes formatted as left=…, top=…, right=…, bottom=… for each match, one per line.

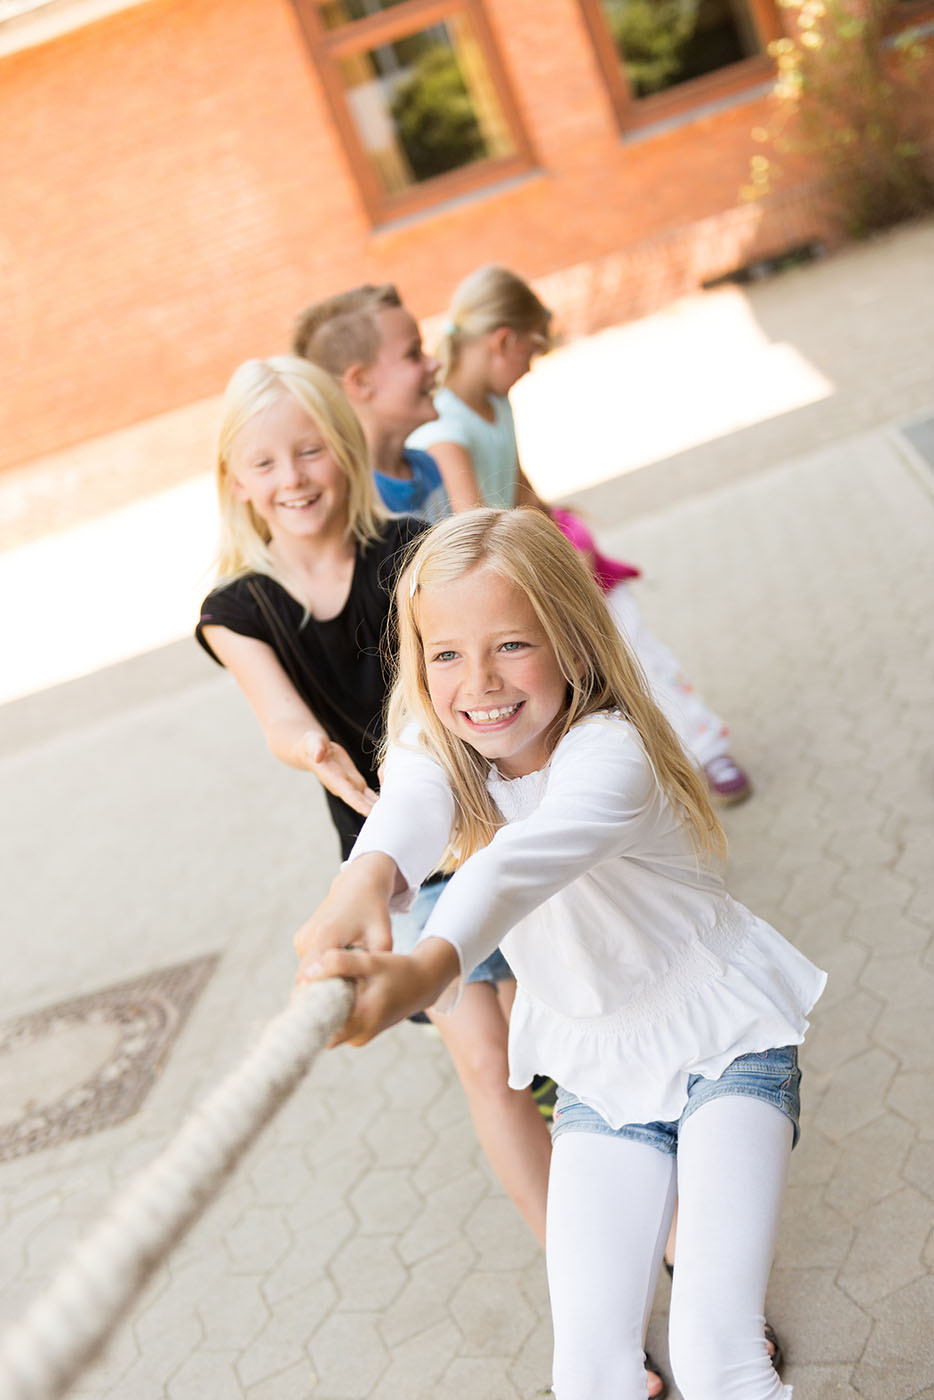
left=367, top=1319, right=463, bottom=1399
left=852, top=1274, right=934, bottom=1400
left=225, top=1207, right=292, bottom=1273
left=437, top=1356, right=525, bottom=1399
left=463, top=1195, right=541, bottom=1271
left=818, top=1049, right=899, bottom=1143
left=168, top=1349, right=243, bottom=1399
left=348, top=1168, right=422, bottom=1236
left=101, top=1318, right=202, bottom=1399
left=363, top=1107, right=435, bottom=1169
left=449, top=1271, right=536, bottom=1356
left=248, top=1144, right=315, bottom=1206
left=874, top=1006, right=934, bottom=1072
left=196, top=1272, right=269, bottom=1351
left=397, top=1172, right=487, bottom=1265
left=307, top=1310, right=389, bottom=1397
left=804, top=989, right=882, bottom=1075
left=902, top=1141, right=934, bottom=1201
left=262, top=1211, right=355, bottom=1305
left=294, top=1157, right=372, bottom=1228
left=379, top=1239, right=476, bottom=1347
left=774, top=1186, right=852, bottom=1271
left=846, top=888, right=929, bottom=948
left=244, top=1359, right=318, bottom=1400
left=330, top=1233, right=407, bottom=1311
left=781, top=1362, right=862, bottom=1399
left=413, top=1116, right=481, bottom=1195
left=767, top=1267, right=871, bottom=1366
left=836, top=1185, right=932, bottom=1307
left=237, top=1277, right=336, bottom=1388
left=823, top=1111, right=917, bottom=1223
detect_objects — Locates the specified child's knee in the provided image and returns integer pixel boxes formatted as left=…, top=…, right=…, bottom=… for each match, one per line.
left=445, top=1025, right=510, bottom=1092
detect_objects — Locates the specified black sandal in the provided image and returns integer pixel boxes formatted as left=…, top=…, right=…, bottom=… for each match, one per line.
left=764, top=1322, right=784, bottom=1372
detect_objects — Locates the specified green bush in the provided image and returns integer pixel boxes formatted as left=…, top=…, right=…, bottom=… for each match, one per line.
left=743, top=0, right=934, bottom=237
left=605, top=0, right=697, bottom=96
left=390, top=44, right=486, bottom=184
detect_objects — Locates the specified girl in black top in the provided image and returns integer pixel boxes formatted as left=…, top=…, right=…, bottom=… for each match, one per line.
left=196, top=356, right=423, bottom=856
left=195, top=356, right=552, bottom=1241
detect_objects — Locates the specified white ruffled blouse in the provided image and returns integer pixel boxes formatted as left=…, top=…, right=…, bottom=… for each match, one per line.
left=350, top=713, right=826, bottom=1129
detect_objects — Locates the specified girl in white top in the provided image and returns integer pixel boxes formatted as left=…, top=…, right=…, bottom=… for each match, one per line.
left=296, top=508, right=825, bottom=1400
left=408, top=263, right=752, bottom=804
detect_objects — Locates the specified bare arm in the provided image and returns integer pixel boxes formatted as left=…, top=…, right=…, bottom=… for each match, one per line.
left=428, top=440, right=486, bottom=512
left=202, top=624, right=378, bottom=816
left=432, top=438, right=548, bottom=514
left=294, top=851, right=460, bottom=1044
left=293, top=851, right=403, bottom=964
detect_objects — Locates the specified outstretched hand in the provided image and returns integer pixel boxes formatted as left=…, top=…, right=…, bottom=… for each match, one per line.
left=303, top=732, right=378, bottom=817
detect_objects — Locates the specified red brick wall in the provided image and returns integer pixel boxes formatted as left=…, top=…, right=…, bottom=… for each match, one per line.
left=0, top=0, right=832, bottom=473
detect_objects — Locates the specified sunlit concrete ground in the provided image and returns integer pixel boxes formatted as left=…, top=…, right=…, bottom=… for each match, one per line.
left=0, top=216, right=932, bottom=1399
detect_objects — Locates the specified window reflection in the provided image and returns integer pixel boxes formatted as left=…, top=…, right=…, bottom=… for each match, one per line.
left=319, top=0, right=410, bottom=29
left=338, top=16, right=515, bottom=191
left=599, top=0, right=760, bottom=97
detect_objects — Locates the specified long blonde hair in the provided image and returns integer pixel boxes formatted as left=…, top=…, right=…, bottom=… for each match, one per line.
left=386, top=508, right=725, bottom=866
left=437, top=265, right=551, bottom=383
left=214, top=356, right=387, bottom=582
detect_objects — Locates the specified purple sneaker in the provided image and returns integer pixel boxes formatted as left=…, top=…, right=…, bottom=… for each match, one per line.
left=703, top=754, right=752, bottom=805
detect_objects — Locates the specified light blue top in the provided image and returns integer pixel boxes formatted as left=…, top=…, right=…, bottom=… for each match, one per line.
left=406, top=387, right=519, bottom=509
left=372, top=448, right=449, bottom=524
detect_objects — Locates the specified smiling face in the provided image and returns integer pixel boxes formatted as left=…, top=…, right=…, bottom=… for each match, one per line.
left=419, top=564, right=569, bottom=778
left=227, top=392, right=348, bottom=543
left=364, top=306, right=439, bottom=435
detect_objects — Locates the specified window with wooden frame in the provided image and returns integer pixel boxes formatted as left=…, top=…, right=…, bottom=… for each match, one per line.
left=289, top=0, right=535, bottom=224
left=579, top=0, right=784, bottom=129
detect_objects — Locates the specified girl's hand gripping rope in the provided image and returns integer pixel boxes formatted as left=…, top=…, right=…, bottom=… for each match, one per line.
left=293, top=848, right=459, bottom=1047
left=299, top=940, right=458, bottom=1047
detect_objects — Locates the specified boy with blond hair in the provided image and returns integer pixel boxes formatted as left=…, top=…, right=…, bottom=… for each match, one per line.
left=293, top=285, right=449, bottom=522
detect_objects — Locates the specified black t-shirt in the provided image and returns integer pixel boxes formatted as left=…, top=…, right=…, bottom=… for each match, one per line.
left=196, top=517, right=425, bottom=859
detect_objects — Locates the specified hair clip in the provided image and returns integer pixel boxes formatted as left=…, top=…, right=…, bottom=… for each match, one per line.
left=408, top=563, right=420, bottom=597
left=442, top=319, right=459, bottom=336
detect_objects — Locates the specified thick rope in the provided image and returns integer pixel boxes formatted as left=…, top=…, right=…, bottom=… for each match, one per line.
left=0, top=977, right=353, bottom=1400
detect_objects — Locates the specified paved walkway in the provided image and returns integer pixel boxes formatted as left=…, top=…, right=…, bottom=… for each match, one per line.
left=0, top=218, right=932, bottom=1399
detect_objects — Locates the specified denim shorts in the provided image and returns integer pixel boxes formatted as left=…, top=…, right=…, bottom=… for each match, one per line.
left=551, top=1045, right=802, bottom=1152
left=390, top=877, right=512, bottom=985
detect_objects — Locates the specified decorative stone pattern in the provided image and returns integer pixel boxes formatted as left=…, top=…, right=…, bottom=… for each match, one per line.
left=0, top=955, right=218, bottom=1162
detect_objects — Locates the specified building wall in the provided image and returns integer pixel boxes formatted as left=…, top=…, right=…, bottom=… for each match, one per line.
left=0, top=0, right=829, bottom=474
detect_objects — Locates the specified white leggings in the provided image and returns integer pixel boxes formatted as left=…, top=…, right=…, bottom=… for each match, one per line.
left=546, top=1096, right=794, bottom=1400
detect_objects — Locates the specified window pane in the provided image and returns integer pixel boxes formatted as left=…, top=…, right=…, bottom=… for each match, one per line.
left=338, top=15, right=516, bottom=193
left=599, top=0, right=760, bottom=98
left=318, top=0, right=410, bottom=30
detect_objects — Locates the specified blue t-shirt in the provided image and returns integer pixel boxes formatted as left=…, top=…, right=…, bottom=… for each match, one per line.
left=373, top=448, right=449, bottom=523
